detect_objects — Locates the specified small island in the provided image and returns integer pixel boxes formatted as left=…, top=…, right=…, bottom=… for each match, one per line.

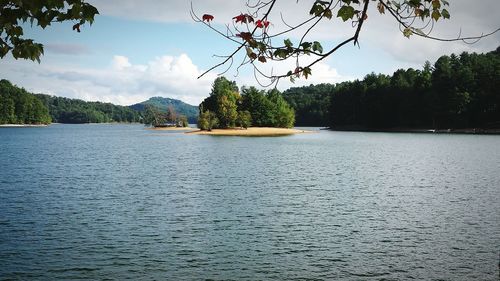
left=189, top=77, right=305, bottom=136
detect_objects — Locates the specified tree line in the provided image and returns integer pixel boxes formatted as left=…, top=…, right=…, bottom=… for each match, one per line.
left=283, top=47, right=500, bottom=129
left=0, top=79, right=51, bottom=124
left=36, top=94, right=141, bottom=123
left=198, top=77, right=295, bottom=130
left=0, top=79, right=141, bottom=124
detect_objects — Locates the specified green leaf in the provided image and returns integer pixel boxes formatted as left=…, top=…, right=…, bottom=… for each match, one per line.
left=284, top=39, right=293, bottom=48
left=301, top=42, right=312, bottom=50
left=403, top=28, right=412, bottom=38
left=303, top=67, right=312, bottom=79
left=274, top=49, right=288, bottom=59
left=309, top=3, right=324, bottom=16
left=431, top=10, right=441, bottom=21
left=312, top=41, right=323, bottom=53
left=432, top=0, right=441, bottom=10
left=257, top=42, right=266, bottom=52
left=409, top=0, right=421, bottom=8
left=441, top=8, right=450, bottom=19
left=337, top=6, right=355, bottom=21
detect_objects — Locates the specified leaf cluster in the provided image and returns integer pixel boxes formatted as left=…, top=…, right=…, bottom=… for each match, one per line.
left=0, top=0, right=99, bottom=62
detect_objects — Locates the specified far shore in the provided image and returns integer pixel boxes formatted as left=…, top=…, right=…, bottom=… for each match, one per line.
left=0, top=124, right=48, bottom=128
left=329, top=126, right=500, bottom=135
left=186, top=127, right=314, bottom=136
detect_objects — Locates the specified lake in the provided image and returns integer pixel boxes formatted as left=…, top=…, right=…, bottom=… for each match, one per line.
left=0, top=124, right=499, bottom=280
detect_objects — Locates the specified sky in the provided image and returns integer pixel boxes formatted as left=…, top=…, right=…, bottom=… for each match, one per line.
left=1, top=0, right=499, bottom=106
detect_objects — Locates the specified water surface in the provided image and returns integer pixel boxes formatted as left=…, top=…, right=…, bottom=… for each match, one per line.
left=0, top=124, right=499, bottom=280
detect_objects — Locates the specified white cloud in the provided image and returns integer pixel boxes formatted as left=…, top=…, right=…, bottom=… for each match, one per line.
left=2, top=54, right=217, bottom=106
left=112, top=55, right=132, bottom=70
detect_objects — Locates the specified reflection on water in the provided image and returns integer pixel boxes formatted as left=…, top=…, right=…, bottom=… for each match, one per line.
left=0, top=124, right=499, bottom=280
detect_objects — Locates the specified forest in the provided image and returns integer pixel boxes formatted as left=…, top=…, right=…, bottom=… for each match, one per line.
left=0, top=79, right=141, bottom=124
left=0, top=79, right=51, bottom=124
left=198, top=77, right=295, bottom=130
left=283, top=47, right=500, bottom=129
left=36, top=94, right=141, bottom=123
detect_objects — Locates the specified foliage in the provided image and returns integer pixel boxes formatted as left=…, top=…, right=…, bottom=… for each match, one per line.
left=239, top=86, right=295, bottom=128
left=0, top=0, right=98, bottom=62
left=130, top=97, right=198, bottom=124
left=179, top=115, right=189, bottom=127
left=199, top=77, right=295, bottom=129
left=36, top=93, right=141, bottom=124
left=143, top=104, right=188, bottom=127
left=197, top=109, right=219, bottom=131
left=143, top=104, right=165, bottom=127
left=237, top=110, right=252, bottom=129
left=282, top=84, right=333, bottom=126
left=0, top=79, right=51, bottom=124
left=199, top=77, right=240, bottom=129
left=193, top=0, right=499, bottom=84
left=277, top=48, right=500, bottom=129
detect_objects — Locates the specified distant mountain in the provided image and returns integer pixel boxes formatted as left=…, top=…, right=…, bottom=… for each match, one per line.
left=130, top=97, right=198, bottom=123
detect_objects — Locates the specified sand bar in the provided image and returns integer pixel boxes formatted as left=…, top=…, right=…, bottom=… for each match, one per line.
left=186, top=127, right=313, bottom=136
left=0, top=124, right=48, bottom=128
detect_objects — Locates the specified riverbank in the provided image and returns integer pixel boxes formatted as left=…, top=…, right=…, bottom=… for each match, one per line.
left=186, top=127, right=313, bottom=136
left=329, top=126, right=500, bottom=135
left=0, top=124, right=48, bottom=128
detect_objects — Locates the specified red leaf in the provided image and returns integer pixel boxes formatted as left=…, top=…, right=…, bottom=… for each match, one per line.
left=233, top=13, right=254, bottom=24
left=256, top=20, right=270, bottom=28
left=236, top=32, right=253, bottom=42
left=202, top=14, right=214, bottom=22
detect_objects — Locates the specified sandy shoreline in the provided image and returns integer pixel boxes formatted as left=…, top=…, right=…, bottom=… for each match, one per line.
left=186, top=127, right=313, bottom=136
left=0, top=124, right=48, bottom=128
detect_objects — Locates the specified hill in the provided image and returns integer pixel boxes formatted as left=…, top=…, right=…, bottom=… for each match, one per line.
left=130, top=97, right=198, bottom=123
left=0, top=79, right=51, bottom=125
left=36, top=94, right=141, bottom=124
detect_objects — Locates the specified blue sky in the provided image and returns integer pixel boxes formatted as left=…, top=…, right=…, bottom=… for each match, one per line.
left=1, top=0, right=499, bottom=106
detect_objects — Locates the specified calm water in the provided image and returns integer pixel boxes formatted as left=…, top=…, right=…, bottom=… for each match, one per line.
left=0, top=124, right=499, bottom=280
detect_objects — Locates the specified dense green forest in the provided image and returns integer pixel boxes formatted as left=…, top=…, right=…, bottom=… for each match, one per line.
left=130, top=97, right=198, bottom=124
left=283, top=84, right=333, bottom=126
left=284, top=47, right=500, bottom=129
left=36, top=94, right=141, bottom=123
left=0, top=79, right=51, bottom=124
left=198, top=77, right=295, bottom=130
left=0, top=79, right=141, bottom=124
